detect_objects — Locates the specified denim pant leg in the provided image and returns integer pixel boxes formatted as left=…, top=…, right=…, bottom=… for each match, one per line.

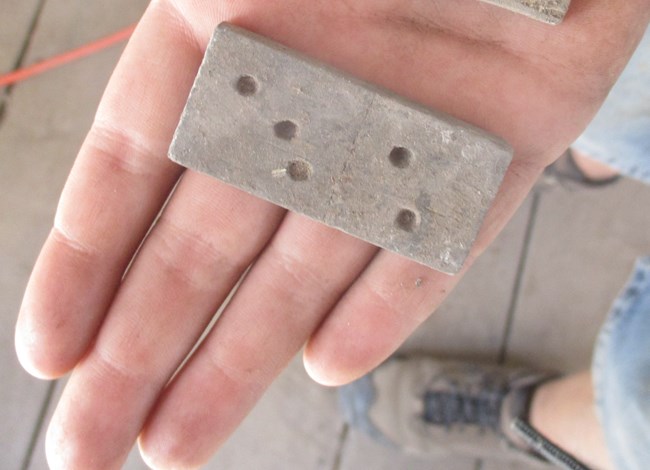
left=573, top=27, right=650, bottom=184
left=592, top=257, right=650, bottom=470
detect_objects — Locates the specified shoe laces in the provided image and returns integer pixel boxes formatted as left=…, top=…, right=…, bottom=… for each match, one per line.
left=422, top=376, right=507, bottom=432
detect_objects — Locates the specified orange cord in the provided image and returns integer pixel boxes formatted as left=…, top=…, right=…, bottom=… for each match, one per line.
left=0, top=24, right=136, bottom=88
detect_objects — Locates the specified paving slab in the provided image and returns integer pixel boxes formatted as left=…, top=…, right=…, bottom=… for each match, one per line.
left=0, top=3, right=44, bottom=468
left=338, top=428, right=478, bottom=470
left=0, top=0, right=41, bottom=73
left=506, top=179, right=650, bottom=372
left=0, top=0, right=147, bottom=467
left=25, top=379, right=59, bottom=470
left=481, top=457, right=552, bottom=469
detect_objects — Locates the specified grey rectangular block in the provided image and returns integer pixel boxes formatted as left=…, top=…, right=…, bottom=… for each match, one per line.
left=479, top=0, right=571, bottom=24
left=169, top=23, right=512, bottom=274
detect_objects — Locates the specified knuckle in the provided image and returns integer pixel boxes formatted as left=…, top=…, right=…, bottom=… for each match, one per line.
left=151, top=216, right=244, bottom=291
left=85, top=121, right=162, bottom=179
left=50, top=224, right=98, bottom=260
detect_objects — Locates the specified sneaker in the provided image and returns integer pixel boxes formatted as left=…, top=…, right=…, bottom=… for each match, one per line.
left=543, top=149, right=621, bottom=191
left=339, top=356, right=589, bottom=469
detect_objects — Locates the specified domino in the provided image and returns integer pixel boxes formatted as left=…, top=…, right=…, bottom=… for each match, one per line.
left=169, top=24, right=512, bottom=274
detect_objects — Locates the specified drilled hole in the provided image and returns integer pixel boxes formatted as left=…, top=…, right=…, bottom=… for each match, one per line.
left=274, top=120, right=298, bottom=141
left=287, top=160, right=312, bottom=181
left=389, top=147, right=412, bottom=169
left=395, top=209, right=418, bottom=232
left=236, top=75, right=258, bottom=96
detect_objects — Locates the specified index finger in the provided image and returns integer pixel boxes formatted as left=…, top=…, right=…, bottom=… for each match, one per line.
left=15, top=0, right=204, bottom=378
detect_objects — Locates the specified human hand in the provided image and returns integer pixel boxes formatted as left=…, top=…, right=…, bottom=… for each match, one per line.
left=15, top=0, right=650, bottom=468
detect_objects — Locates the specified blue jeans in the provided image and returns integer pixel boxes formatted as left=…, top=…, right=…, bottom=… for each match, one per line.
left=593, top=258, right=650, bottom=470
left=573, top=27, right=650, bottom=184
left=581, top=27, right=650, bottom=470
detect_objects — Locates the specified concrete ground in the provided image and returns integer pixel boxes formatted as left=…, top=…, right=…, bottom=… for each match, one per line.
left=2, top=1, right=650, bottom=469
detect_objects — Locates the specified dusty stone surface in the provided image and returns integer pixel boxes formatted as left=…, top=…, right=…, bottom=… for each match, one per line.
left=169, top=23, right=512, bottom=274
left=479, top=0, right=571, bottom=24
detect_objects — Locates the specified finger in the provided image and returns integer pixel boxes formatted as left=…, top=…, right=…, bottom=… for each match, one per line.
left=46, top=170, right=285, bottom=470
left=303, top=160, right=543, bottom=385
left=138, top=215, right=377, bottom=469
left=15, top=0, right=203, bottom=378
left=305, top=252, right=464, bottom=385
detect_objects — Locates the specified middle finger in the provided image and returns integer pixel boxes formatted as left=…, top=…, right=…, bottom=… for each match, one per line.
left=138, top=213, right=377, bottom=468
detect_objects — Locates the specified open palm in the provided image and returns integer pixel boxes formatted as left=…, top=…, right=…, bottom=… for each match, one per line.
left=15, top=0, right=650, bottom=468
